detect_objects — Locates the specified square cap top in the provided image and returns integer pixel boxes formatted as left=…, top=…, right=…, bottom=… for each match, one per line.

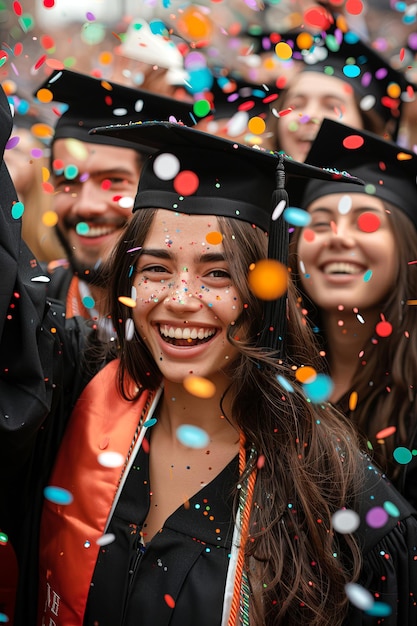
left=90, top=120, right=362, bottom=230
left=33, top=69, right=197, bottom=150
left=302, top=118, right=417, bottom=230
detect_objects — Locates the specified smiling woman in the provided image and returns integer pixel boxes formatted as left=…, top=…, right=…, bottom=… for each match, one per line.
left=290, top=118, right=417, bottom=507
left=34, top=121, right=417, bottom=626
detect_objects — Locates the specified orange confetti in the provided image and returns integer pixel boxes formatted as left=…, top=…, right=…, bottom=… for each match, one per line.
left=205, top=231, right=223, bottom=245
left=42, top=210, right=58, bottom=226
left=375, top=426, right=397, bottom=440
left=348, top=391, right=358, bottom=411
left=164, top=594, right=176, bottom=609
left=118, top=296, right=137, bottom=308
left=295, top=366, right=316, bottom=384
left=183, top=375, right=216, bottom=399
left=248, top=259, right=288, bottom=300
left=248, top=116, right=266, bottom=135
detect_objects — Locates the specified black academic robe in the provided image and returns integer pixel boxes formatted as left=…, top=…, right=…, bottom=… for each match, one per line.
left=84, top=430, right=417, bottom=626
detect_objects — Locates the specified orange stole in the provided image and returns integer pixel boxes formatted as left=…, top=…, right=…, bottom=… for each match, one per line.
left=38, top=359, right=152, bottom=626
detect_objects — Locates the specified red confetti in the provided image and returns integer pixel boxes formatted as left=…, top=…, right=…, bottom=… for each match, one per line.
left=375, top=426, right=397, bottom=440
left=43, top=0, right=55, bottom=8
left=303, top=7, right=333, bottom=30
left=375, top=320, right=392, bottom=338
left=381, top=96, right=400, bottom=109
left=342, top=134, right=364, bottom=150
left=277, top=108, right=293, bottom=117
left=173, top=170, right=199, bottom=196
left=357, top=212, right=380, bottom=233
left=101, top=179, right=112, bottom=190
left=41, top=35, right=55, bottom=51
left=164, top=594, right=176, bottom=609
left=42, top=182, right=55, bottom=194
left=302, top=228, right=315, bottom=242
left=238, top=100, right=255, bottom=112
left=345, top=0, right=364, bottom=15
left=400, top=48, right=405, bottom=62
left=13, top=1, right=22, bottom=16
left=34, top=55, right=47, bottom=70
left=14, top=42, right=23, bottom=56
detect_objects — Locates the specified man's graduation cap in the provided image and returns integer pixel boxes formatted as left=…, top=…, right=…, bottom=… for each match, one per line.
left=92, top=120, right=362, bottom=354
left=301, top=118, right=417, bottom=230
left=33, top=69, right=197, bottom=151
left=251, top=23, right=412, bottom=140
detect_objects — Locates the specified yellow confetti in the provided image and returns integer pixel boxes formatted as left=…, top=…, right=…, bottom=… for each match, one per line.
left=118, top=296, right=137, bottom=308
left=248, top=259, right=288, bottom=300
left=349, top=391, right=358, bottom=411
left=183, top=375, right=216, bottom=399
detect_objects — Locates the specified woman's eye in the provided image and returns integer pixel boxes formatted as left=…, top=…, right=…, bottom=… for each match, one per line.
left=206, top=269, right=231, bottom=279
left=311, top=221, right=331, bottom=230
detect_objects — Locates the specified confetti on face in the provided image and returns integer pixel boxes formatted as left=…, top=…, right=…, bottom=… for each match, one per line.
left=283, top=207, right=312, bottom=227
left=248, top=259, right=288, bottom=300
left=176, top=424, right=210, bottom=449
left=302, top=228, right=315, bottom=243
left=338, top=195, right=352, bottom=215
left=205, top=231, right=223, bottom=245
left=183, top=374, right=216, bottom=398
left=332, top=509, right=360, bottom=534
left=357, top=212, right=381, bottom=233
left=97, top=451, right=124, bottom=468
left=302, top=373, right=334, bottom=403
left=76, top=222, right=89, bottom=235
left=363, top=269, right=372, bottom=282
left=44, top=486, right=74, bottom=505
left=345, top=582, right=374, bottom=611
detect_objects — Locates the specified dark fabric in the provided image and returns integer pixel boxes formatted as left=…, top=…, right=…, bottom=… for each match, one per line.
left=84, top=432, right=237, bottom=626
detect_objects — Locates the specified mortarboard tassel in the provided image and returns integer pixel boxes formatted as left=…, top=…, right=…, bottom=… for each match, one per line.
left=257, top=154, right=289, bottom=357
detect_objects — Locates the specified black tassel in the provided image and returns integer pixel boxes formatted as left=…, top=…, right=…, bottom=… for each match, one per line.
left=257, top=154, right=289, bottom=357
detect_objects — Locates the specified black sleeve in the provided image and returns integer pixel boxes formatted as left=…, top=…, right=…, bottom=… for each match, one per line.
left=345, top=516, right=417, bottom=625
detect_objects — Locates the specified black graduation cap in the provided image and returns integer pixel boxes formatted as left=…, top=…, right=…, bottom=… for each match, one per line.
left=91, top=120, right=362, bottom=353
left=33, top=69, right=197, bottom=151
left=249, top=23, right=412, bottom=140
left=300, top=118, right=417, bottom=230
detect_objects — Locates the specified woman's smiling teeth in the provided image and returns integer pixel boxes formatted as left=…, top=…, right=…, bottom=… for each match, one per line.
left=159, top=324, right=217, bottom=345
left=322, top=262, right=363, bottom=275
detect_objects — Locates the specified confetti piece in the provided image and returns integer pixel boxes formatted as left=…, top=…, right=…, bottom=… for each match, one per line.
left=343, top=134, right=364, bottom=150
left=338, top=195, right=352, bottom=215
left=96, top=533, right=116, bottom=546
left=248, top=116, right=266, bottom=135
left=248, top=259, right=288, bottom=300
left=44, top=486, right=73, bottom=505
left=76, top=222, right=89, bottom=235
left=118, top=296, right=137, bottom=308
left=283, top=207, right=311, bottom=227
left=0, top=532, right=8, bottom=545
left=153, top=153, right=181, bottom=180
left=164, top=593, right=176, bottom=609
left=82, top=296, right=95, bottom=309
left=366, top=602, right=392, bottom=618
left=375, top=426, right=396, bottom=440
left=302, top=373, right=334, bottom=403
left=205, top=231, right=223, bottom=245
left=275, top=42, right=292, bottom=61
left=42, top=211, right=58, bottom=227
left=176, top=424, right=210, bottom=449
left=125, top=318, right=135, bottom=341
left=11, top=201, right=24, bottom=220
left=173, top=170, right=199, bottom=196
left=357, top=212, right=380, bottom=233
left=332, top=509, right=360, bottom=534
left=345, top=582, right=374, bottom=611
left=295, top=366, right=316, bottom=384
left=0, top=614, right=8, bottom=624
left=271, top=199, right=286, bottom=221
left=363, top=269, right=372, bottom=282
left=277, top=374, right=294, bottom=393
left=366, top=506, right=388, bottom=528
left=393, top=446, right=413, bottom=465
left=193, top=99, right=211, bottom=118
left=183, top=375, right=216, bottom=398
left=97, top=451, right=124, bottom=468
left=143, top=418, right=157, bottom=428
left=345, top=0, right=364, bottom=16
left=383, top=501, right=400, bottom=518
left=348, top=391, right=358, bottom=411
left=31, top=275, right=50, bottom=283
left=375, top=320, right=392, bottom=337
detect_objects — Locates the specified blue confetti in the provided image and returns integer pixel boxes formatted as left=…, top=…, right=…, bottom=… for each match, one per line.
left=176, top=424, right=210, bottom=449
left=44, top=486, right=74, bottom=506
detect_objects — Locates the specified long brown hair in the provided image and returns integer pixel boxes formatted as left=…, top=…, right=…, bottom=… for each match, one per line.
left=104, top=208, right=363, bottom=625
left=290, top=204, right=417, bottom=483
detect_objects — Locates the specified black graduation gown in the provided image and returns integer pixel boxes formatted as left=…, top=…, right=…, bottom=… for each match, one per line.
left=84, top=432, right=417, bottom=626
